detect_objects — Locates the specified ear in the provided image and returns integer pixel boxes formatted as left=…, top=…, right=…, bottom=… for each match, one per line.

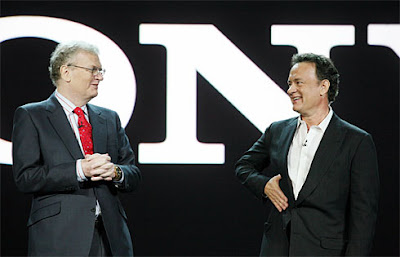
left=59, top=65, right=71, bottom=83
left=320, top=79, right=330, bottom=96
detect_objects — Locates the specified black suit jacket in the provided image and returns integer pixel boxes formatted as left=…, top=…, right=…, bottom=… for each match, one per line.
left=12, top=93, right=141, bottom=256
left=235, top=113, right=379, bottom=256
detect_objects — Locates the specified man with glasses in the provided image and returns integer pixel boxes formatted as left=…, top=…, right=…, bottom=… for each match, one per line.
left=12, top=41, right=141, bottom=256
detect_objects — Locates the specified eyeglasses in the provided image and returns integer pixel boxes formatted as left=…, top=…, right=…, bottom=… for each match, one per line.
left=67, top=64, right=106, bottom=76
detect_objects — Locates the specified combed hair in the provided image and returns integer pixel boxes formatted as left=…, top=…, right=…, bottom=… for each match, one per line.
left=49, top=41, right=99, bottom=86
left=291, top=53, right=340, bottom=103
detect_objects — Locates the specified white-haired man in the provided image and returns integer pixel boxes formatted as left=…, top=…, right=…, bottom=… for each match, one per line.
left=12, top=41, right=141, bottom=256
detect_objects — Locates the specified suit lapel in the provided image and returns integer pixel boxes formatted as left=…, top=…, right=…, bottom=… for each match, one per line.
left=275, top=118, right=298, bottom=229
left=296, top=114, right=345, bottom=205
left=88, top=104, right=107, bottom=154
left=46, top=94, right=84, bottom=160
left=278, top=118, right=298, bottom=204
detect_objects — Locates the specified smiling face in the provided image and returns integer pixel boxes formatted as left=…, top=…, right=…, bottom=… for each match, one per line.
left=287, top=62, right=329, bottom=118
left=63, top=51, right=103, bottom=106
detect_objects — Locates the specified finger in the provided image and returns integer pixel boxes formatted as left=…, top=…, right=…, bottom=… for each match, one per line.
left=99, top=165, right=113, bottom=174
left=272, top=174, right=288, bottom=201
left=101, top=154, right=111, bottom=161
left=97, top=153, right=111, bottom=160
left=91, top=176, right=104, bottom=181
left=91, top=164, right=113, bottom=177
left=267, top=175, right=288, bottom=211
left=100, top=170, right=114, bottom=178
left=85, top=153, right=100, bottom=160
left=273, top=190, right=288, bottom=209
left=90, top=157, right=111, bottom=170
left=87, top=153, right=109, bottom=161
left=89, top=166, right=108, bottom=176
left=96, top=161, right=113, bottom=169
left=97, top=155, right=111, bottom=164
left=90, top=161, right=105, bottom=170
left=270, top=193, right=286, bottom=210
left=276, top=188, right=288, bottom=203
left=271, top=199, right=283, bottom=212
left=88, top=170, right=102, bottom=177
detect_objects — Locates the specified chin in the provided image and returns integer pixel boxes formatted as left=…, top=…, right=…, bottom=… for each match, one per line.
left=91, top=89, right=99, bottom=97
left=87, top=93, right=98, bottom=101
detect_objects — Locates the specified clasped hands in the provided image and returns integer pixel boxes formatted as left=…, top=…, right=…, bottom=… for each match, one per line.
left=81, top=153, right=116, bottom=181
left=264, top=174, right=289, bottom=212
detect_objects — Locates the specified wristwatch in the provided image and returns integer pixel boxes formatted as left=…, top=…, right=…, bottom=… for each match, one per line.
left=114, top=165, right=122, bottom=181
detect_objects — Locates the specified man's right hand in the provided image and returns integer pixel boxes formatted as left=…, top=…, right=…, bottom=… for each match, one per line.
left=81, top=153, right=114, bottom=181
left=264, top=174, right=288, bottom=212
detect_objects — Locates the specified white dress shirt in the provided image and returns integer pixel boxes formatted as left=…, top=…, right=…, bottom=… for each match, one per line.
left=55, top=90, right=105, bottom=216
left=55, top=90, right=90, bottom=181
left=55, top=90, right=124, bottom=183
left=287, top=108, right=333, bottom=199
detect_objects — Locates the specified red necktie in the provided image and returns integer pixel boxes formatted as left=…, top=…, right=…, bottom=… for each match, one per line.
left=74, top=107, right=94, bottom=155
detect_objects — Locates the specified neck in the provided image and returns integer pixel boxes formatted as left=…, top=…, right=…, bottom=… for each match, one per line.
left=57, top=86, right=89, bottom=107
left=301, top=105, right=330, bottom=130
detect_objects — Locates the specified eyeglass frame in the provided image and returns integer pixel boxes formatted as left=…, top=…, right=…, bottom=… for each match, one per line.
left=67, top=64, right=106, bottom=76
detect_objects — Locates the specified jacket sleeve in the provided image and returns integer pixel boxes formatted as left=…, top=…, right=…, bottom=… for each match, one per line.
left=113, top=112, right=141, bottom=193
left=235, top=126, right=273, bottom=199
left=345, top=133, right=380, bottom=256
left=12, top=107, right=79, bottom=194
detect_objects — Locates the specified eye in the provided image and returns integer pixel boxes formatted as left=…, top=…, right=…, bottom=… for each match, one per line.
left=91, top=67, right=105, bottom=76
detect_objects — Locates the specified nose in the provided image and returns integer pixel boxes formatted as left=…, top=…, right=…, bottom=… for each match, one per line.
left=95, top=73, right=104, bottom=81
left=287, top=84, right=296, bottom=95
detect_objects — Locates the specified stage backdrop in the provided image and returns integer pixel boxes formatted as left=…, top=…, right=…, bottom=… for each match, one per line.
left=1, top=1, right=398, bottom=256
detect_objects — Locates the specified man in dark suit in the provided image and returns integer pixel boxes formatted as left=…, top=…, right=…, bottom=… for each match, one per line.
left=235, top=53, right=379, bottom=256
left=12, top=41, right=141, bottom=256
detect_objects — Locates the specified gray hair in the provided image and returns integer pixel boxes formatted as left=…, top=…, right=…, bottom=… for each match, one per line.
left=49, top=41, right=99, bottom=86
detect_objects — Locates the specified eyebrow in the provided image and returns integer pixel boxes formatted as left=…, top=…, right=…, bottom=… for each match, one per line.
left=288, top=78, right=302, bottom=83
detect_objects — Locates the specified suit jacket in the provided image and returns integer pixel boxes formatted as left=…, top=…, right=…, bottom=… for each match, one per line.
left=12, top=93, right=141, bottom=256
left=235, top=113, right=379, bottom=256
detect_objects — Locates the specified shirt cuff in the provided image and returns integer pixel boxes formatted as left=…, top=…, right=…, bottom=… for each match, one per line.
left=76, top=159, right=88, bottom=182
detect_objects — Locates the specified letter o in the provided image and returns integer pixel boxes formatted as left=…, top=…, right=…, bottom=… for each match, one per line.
left=0, top=15, right=137, bottom=165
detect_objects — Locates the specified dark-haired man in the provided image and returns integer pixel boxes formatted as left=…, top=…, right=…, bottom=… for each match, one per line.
left=235, top=53, right=379, bottom=256
left=12, top=41, right=141, bottom=256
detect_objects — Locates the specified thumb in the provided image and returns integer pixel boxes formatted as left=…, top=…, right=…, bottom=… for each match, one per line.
left=276, top=174, right=282, bottom=181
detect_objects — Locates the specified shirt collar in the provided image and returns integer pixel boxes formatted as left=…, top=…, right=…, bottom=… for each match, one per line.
left=55, top=90, right=88, bottom=115
left=296, top=106, right=333, bottom=133
left=318, top=107, right=333, bottom=132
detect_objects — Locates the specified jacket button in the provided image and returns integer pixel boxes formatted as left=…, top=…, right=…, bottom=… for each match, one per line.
left=90, top=208, right=96, bottom=212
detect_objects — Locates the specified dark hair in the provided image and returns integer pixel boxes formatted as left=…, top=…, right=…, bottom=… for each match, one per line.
left=291, top=53, right=340, bottom=103
left=49, top=41, right=99, bottom=86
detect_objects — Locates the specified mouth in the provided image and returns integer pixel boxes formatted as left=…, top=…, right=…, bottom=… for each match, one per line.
left=291, top=96, right=301, bottom=103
